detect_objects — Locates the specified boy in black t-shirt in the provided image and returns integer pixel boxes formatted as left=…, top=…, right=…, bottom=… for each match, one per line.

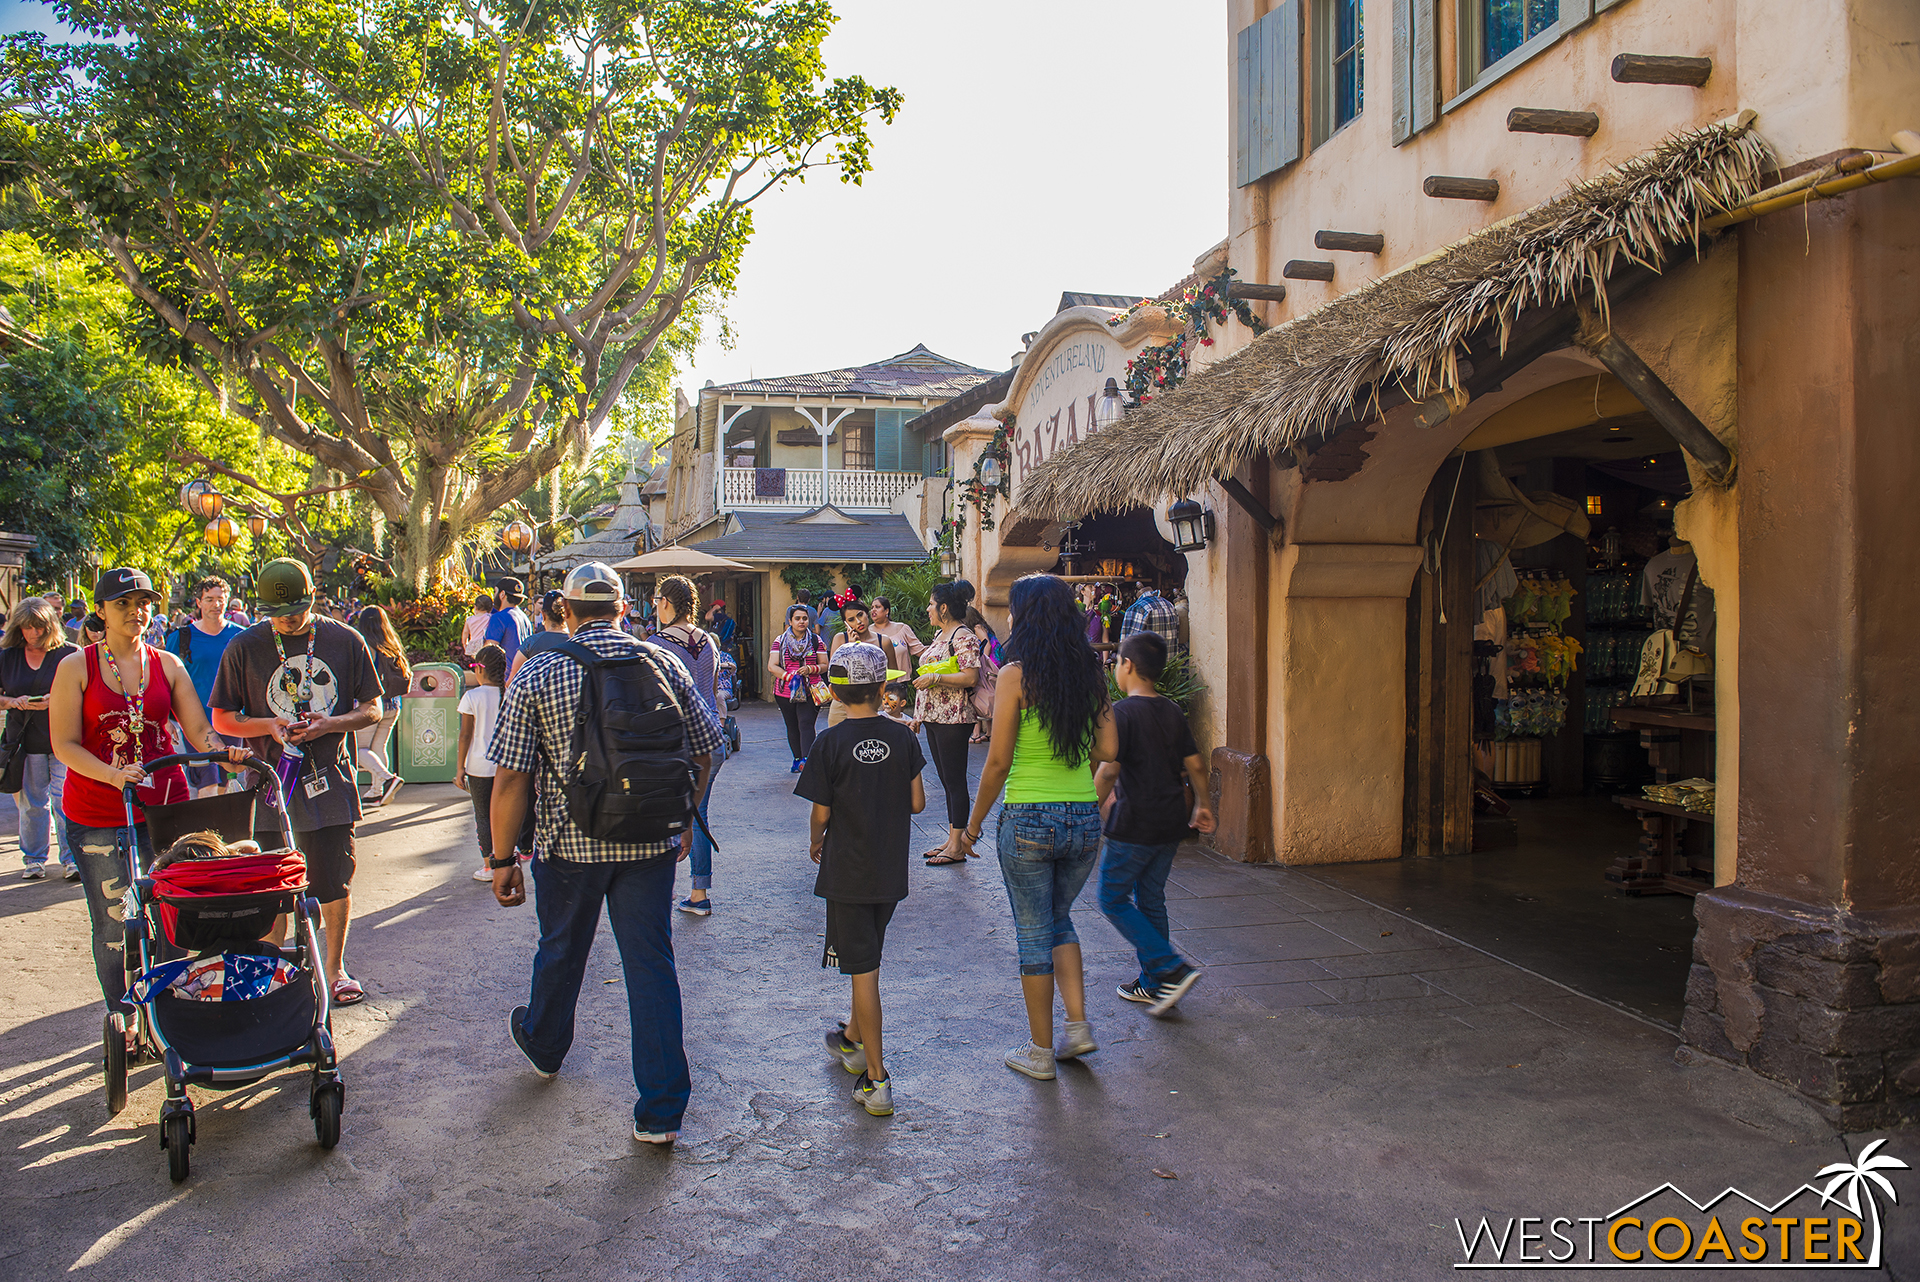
left=1095, top=633, right=1216, bottom=1016
left=794, top=642, right=926, bottom=1117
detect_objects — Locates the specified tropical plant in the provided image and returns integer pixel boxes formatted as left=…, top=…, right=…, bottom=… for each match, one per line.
left=0, top=0, right=902, bottom=590
left=1105, top=646, right=1206, bottom=717
left=873, top=556, right=942, bottom=644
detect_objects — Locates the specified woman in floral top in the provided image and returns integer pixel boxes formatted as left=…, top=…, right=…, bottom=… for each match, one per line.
left=914, top=580, right=982, bottom=864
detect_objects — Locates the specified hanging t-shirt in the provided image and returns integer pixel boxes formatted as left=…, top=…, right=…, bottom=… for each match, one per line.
left=457, top=684, right=501, bottom=777
left=794, top=716, right=926, bottom=904
left=209, top=619, right=381, bottom=832
left=1103, top=694, right=1201, bottom=845
left=1641, top=548, right=1716, bottom=651
left=166, top=619, right=247, bottom=707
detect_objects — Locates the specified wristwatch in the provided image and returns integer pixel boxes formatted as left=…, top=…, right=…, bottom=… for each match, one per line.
left=486, top=854, right=519, bottom=870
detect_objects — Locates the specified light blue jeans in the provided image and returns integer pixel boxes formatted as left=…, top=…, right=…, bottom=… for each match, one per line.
left=12, top=753, right=73, bottom=868
left=996, top=802, right=1102, bottom=975
left=687, top=741, right=726, bottom=891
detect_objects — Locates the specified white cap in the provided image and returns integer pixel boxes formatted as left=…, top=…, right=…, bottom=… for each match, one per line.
left=563, top=562, right=624, bottom=603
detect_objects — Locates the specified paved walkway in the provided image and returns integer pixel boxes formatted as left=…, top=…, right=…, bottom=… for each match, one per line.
left=0, top=705, right=1912, bottom=1280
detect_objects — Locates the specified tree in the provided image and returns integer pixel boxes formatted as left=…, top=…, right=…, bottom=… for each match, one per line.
left=1, top=0, right=900, bottom=589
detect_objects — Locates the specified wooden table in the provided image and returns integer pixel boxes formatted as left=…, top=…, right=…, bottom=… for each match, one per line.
left=1606, top=706, right=1715, bottom=895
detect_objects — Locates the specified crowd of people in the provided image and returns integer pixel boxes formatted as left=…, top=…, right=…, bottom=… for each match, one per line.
left=1, top=556, right=1209, bottom=1139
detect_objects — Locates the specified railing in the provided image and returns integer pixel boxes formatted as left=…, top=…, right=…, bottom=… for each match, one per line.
left=720, top=467, right=920, bottom=511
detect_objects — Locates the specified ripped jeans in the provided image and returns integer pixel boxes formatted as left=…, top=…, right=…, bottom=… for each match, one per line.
left=68, top=822, right=157, bottom=1015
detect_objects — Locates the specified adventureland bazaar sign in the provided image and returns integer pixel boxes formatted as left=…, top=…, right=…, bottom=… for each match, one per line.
left=1006, top=331, right=1125, bottom=495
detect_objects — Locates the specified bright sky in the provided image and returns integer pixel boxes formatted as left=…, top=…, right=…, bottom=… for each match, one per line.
left=0, top=0, right=1229, bottom=391
left=688, top=0, right=1228, bottom=389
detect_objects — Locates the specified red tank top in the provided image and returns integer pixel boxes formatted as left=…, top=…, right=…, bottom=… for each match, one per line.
left=61, top=643, right=191, bottom=829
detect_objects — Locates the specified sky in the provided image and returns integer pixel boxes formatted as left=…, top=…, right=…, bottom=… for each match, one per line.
left=0, top=0, right=1230, bottom=392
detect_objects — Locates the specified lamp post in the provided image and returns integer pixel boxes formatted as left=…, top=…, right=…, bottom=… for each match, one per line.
left=1165, top=498, right=1214, bottom=552
left=1094, top=377, right=1128, bottom=430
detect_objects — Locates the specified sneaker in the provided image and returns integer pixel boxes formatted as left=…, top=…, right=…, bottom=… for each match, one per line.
left=826, top=1023, right=866, bottom=1074
left=632, top=1127, right=678, bottom=1146
left=852, top=1072, right=894, bottom=1116
left=677, top=896, right=712, bottom=916
left=1117, top=980, right=1155, bottom=1004
left=1057, top=1020, right=1098, bottom=1060
left=1149, top=964, right=1202, bottom=1016
left=61, top=864, right=80, bottom=882
left=380, top=776, right=404, bottom=806
left=20, top=864, right=47, bottom=881
left=473, top=866, right=495, bottom=882
left=1004, top=1041, right=1056, bottom=1081
left=509, top=1005, right=557, bottom=1080
left=361, top=793, right=383, bottom=807
left=790, top=758, right=803, bottom=773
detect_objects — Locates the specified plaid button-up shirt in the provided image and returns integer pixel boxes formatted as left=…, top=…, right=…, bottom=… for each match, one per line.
left=1120, top=591, right=1181, bottom=650
left=489, top=620, right=724, bottom=863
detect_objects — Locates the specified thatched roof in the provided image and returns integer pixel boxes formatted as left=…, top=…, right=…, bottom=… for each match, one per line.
left=1016, top=119, right=1772, bottom=519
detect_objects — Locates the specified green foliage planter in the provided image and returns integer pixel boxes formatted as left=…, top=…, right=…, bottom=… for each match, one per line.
left=1105, top=648, right=1206, bottom=718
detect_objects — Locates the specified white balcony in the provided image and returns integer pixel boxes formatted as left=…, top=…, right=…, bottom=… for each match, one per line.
left=722, top=467, right=920, bottom=512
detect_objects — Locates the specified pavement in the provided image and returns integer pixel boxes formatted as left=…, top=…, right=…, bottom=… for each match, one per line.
left=0, top=703, right=1913, bottom=1280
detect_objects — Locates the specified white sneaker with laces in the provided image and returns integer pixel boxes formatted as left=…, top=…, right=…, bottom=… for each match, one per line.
left=1004, top=1041, right=1057, bottom=1080
left=1057, top=1021, right=1098, bottom=1060
left=633, top=1127, right=678, bottom=1146
left=473, top=866, right=494, bottom=882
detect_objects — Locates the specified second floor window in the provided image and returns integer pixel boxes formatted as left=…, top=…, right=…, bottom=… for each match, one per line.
left=1329, top=0, right=1363, bottom=132
left=1472, top=0, right=1558, bottom=80
left=842, top=422, right=874, bottom=470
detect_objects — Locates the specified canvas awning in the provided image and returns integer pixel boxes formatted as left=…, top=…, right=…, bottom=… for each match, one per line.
left=1015, top=119, right=1772, bottom=520
left=611, top=547, right=754, bottom=574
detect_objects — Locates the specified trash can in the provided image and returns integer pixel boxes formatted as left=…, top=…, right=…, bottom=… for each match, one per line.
left=395, top=663, right=465, bottom=783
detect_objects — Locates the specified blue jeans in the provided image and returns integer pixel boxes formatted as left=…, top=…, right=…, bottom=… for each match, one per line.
left=1098, top=837, right=1185, bottom=987
left=687, top=742, right=725, bottom=891
left=995, top=802, right=1102, bottom=975
left=12, top=753, right=72, bottom=867
left=524, top=853, right=690, bottom=1134
left=69, top=822, right=157, bottom=1015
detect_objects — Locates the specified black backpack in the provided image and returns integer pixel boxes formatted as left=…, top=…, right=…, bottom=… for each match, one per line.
left=554, top=638, right=705, bottom=846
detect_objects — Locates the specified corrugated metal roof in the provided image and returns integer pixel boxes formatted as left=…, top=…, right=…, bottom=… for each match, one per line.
left=900, top=366, right=1014, bottom=442
left=706, top=344, right=997, bottom=400
left=689, top=509, right=929, bottom=564
left=1057, top=291, right=1140, bottom=313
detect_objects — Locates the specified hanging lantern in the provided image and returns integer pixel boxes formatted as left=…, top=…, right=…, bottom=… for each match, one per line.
left=939, top=544, right=960, bottom=578
left=180, top=479, right=224, bottom=521
left=1166, top=498, right=1214, bottom=553
left=246, top=513, right=268, bottom=537
left=1094, top=377, right=1128, bottom=430
left=502, top=520, right=536, bottom=553
left=978, top=455, right=1004, bottom=489
left=203, top=516, right=242, bottom=550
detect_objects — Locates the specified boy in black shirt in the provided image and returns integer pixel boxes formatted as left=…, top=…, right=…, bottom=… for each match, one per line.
left=795, top=642, right=925, bottom=1116
left=1095, top=632, right=1215, bottom=1016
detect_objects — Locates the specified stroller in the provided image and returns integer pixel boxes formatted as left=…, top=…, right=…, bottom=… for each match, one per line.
left=715, top=648, right=742, bottom=754
left=105, top=750, right=344, bottom=1182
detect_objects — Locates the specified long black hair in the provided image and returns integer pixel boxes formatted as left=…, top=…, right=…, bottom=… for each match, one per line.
left=1006, top=574, right=1108, bottom=766
left=929, top=579, right=973, bottom=624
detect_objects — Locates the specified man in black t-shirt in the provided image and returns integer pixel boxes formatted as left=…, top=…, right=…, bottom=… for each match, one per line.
left=795, top=641, right=925, bottom=1118
left=1094, top=632, right=1215, bottom=1016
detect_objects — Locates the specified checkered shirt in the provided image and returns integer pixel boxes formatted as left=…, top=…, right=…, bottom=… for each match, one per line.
left=489, top=620, right=724, bottom=863
left=1120, top=591, right=1181, bottom=649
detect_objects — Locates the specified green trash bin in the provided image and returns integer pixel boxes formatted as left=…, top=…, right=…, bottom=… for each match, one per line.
left=395, top=662, right=465, bottom=783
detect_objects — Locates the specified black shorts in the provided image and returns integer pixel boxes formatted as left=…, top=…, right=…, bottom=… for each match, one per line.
left=294, top=824, right=356, bottom=904
left=822, top=900, right=896, bottom=975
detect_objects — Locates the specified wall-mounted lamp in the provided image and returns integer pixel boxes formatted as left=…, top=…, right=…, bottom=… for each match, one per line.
left=939, top=546, right=960, bottom=578
left=1094, top=377, right=1127, bottom=430
left=978, top=455, right=1004, bottom=488
left=1166, top=498, right=1215, bottom=552
left=1585, top=495, right=1603, bottom=516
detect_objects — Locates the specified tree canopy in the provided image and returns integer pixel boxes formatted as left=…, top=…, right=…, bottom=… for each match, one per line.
left=0, top=0, right=900, bottom=587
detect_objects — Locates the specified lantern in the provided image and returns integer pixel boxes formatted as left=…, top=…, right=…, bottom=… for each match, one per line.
left=502, top=520, right=536, bottom=553
left=180, top=479, right=224, bottom=521
left=1166, top=498, right=1213, bottom=553
left=939, top=545, right=960, bottom=578
left=1094, top=377, right=1127, bottom=430
left=246, top=513, right=268, bottom=537
left=204, top=516, right=242, bottom=550
left=978, top=455, right=1004, bottom=489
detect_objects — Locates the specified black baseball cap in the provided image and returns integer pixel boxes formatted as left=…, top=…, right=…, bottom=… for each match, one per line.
left=497, top=576, right=527, bottom=603
left=93, top=568, right=163, bottom=607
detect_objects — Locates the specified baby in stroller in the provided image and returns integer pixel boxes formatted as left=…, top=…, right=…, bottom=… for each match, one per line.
left=136, top=831, right=303, bottom=1004
left=152, top=831, right=284, bottom=945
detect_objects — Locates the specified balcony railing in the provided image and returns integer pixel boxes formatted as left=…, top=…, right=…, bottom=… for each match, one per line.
left=721, top=467, right=920, bottom=511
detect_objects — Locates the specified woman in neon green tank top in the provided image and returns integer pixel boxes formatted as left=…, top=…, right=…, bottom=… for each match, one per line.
left=960, top=575, right=1117, bottom=1082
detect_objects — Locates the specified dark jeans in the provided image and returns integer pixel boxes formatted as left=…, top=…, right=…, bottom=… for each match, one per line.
left=777, top=694, right=820, bottom=760
left=69, top=821, right=158, bottom=1015
left=924, top=721, right=974, bottom=829
left=466, top=774, right=535, bottom=861
left=1098, top=837, right=1185, bottom=986
left=996, top=802, right=1102, bottom=975
left=523, top=853, right=690, bottom=1134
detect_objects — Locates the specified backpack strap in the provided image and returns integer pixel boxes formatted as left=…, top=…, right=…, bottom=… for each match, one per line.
left=553, top=639, right=603, bottom=670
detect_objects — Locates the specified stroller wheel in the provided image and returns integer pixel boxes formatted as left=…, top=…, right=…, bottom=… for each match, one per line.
left=103, top=1013, right=128, bottom=1116
left=313, top=1084, right=343, bottom=1149
left=163, top=1113, right=192, bottom=1183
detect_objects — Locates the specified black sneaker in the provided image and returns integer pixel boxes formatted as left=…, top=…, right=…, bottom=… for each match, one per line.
left=1149, top=964, right=1202, bottom=1016
left=509, top=1005, right=557, bottom=1079
left=1117, top=980, right=1155, bottom=1004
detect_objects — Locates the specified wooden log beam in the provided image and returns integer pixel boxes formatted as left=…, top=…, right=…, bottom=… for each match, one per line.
left=1424, top=175, right=1500, bottom=201
left=1611, top=53, right=1712, bottom=86
left=1283, top=260, right=1336, bottom=281
left=1229, top=282, right=1289, bottom=303
left=1314, top=230, right=1384, bottom=253
left=1219, top=476, right=1281, bottom=536
left=1577, top=317, right=1735, bottom=484
left=1507, top=107, right=1600, bottom=137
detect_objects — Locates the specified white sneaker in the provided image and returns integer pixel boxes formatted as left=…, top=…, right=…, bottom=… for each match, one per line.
left=1004, top=1041, right=1056, bottom=1080
left=473, top=866, right=494, bottom=882
left=1057, top=1020, right=1098, bottom=1060
left=20, top=865, right=48, bottom=881
left=632, top=1127, right=678, bottom=1146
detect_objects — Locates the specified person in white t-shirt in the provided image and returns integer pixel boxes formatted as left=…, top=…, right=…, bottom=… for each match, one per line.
left=456, top=642, right=508, bottom=882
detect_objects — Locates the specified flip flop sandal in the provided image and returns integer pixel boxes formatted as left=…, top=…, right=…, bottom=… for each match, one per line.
left=925, top=851, right=968, bottom=866
left=332, top=977, right=366, bottom=1006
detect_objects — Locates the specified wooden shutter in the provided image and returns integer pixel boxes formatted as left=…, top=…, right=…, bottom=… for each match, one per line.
left=1235, top=1, right=1302, bottom=187
left=874, top=409, right=903, bottom=472
left=1391, top=0, right=1437, bottom=145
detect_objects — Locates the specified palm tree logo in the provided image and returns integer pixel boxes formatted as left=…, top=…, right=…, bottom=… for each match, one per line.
left=1817, top=1138, right=1909, bottom=1266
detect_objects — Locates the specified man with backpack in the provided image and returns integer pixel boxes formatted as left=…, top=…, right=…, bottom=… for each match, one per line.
left=486, top=562, right=724, bottom=1147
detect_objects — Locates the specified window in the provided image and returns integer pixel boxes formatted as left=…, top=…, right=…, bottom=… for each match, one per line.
left=841, top=421, right=874, bottom=470
left=1457, top=0, right=1588, bottom=93
left=1235, top=2, right=1302, bottom=186
left=1314, top=0, right=1363, bottom=144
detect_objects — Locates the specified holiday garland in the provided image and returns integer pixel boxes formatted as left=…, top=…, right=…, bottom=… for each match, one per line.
left=1108, top=268, right=1270, bottom=405
left=953, top=424, right=1011, bottom=533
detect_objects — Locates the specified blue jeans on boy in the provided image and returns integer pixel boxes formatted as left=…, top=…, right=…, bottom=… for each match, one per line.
left=68, top=822, right=157, bottom=1015
left=12, top=753, right=73, bottom=869
left=523, top=852, right=690, bottom=1135
left=1098, top=837, right=1185, bottom=987
left=687, top=741, right=725, bottom=891
left=995, top=802, right=1102, bottom=975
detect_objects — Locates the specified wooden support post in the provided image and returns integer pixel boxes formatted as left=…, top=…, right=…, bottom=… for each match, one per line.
left=1228, top=282, right=1289, bottom=303
left=1610, top=53, right=1712, bottom=86
left=1314, top=230, right=1384, bottom=253
left=1282, top=260, right=1336, bottom=281
left=1423, top=175, right=1500, bottom=201
left=1218, top=475, right=1280, bottom=536
left=1507, top=107, right=1600, bottom=136
left=1578, top=318, right=1735, bottom=484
